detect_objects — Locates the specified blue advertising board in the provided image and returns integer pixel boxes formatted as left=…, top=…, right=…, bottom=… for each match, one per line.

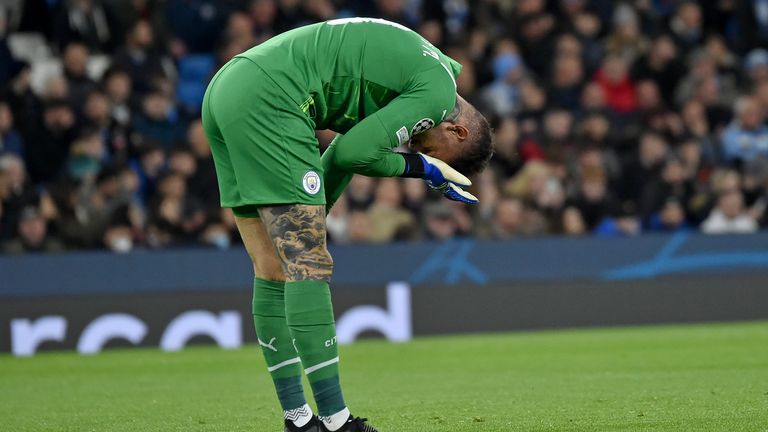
left=2, top=232, right=768, bottom=297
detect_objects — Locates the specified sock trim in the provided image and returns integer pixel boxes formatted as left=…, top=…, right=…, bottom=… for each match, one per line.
left=284, top=403, right=312, bottom=420
left=267, top=357, right=301, bottom=372
left=319, top=407, right=351, bottom=431
left=305, top=356, right=339, bottom=374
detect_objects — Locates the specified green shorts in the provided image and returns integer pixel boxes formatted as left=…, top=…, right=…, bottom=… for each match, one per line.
left=201, top=57, right=325, bottom=216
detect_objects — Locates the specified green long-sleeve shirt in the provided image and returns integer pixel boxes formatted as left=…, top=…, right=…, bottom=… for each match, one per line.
left=237, top=18, right=462, bottom=207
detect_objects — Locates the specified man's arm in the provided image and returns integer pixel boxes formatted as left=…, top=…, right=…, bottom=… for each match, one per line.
left=321, top=65, right=457, bottom=208
left=321, top=134, right=354, bottom=210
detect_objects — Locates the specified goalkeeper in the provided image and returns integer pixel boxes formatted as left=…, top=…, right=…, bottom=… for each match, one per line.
left=202, top=17, right=492, bottom=432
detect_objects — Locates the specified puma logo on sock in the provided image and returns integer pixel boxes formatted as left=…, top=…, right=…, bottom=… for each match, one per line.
left=258, top=337, right=278, bottom=352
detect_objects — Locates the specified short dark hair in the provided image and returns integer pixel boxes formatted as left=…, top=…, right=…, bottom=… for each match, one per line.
left=453, top=107, right=493, bottom=177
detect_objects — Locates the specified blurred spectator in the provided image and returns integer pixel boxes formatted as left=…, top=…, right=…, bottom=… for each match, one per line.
left=491, top=197, right=525, bottom=238
left=346, top=175, right=375, bottom=210
left=639, top=156, right=694, bottom=222
left=133, top=91, right=186, bottom=147
left=131, top=141, right=165, bottom=202
left=548, top=54, right=584, bottom=110
left=0, top=154, right=36, bottom=240
left=701, top=189, right=759, bottom=234
left=113, top=19, right=173, bottom=96
left=367, top=178, right=415, bottom=242
left=424, top=202, right=460, bottom=241
left=62, top=42, right=98, bottom=109
left=516, top=11, right=557, bottom=78
left=199, top=222, right=232, bottom=250
left=632, top=35, right=684, bottom=107
left=0, top=12, right=15, bottom=86
left=326, top=193, right=349, bottom=243
left=166, top=0, right=230, bottom=54
left=594, top=202, right=642, bottom=237
left=604, top=4, right=646, bottom=63
left=361, top=0, right=412, bottom=27
left=667, top=1, right=704, bottom=55
left=0, top=100, right=24, bottom=158
left=347, top=210, right=373, bottom=243
left=185, top=120, right=218, bottom=209
left=2, top=206, right=64, bottom=254
left=646, top=199, right=692, bottom=233
left=675, top=49, right=738, bottom=110
left=480, top=39, right=525, bottom=117
left=103, top=224, right=135, bottom=253
left=65, top=128, right=105, bottom=180
left=53, top=0, right=114, bottom=52
left=104, top=0, right=167, bottom=48
left=734, top=0, right=768, bottom=53
left=560, top=206, right=586, bottom=236
left=593, top=55, right=637, bottom=114
left=489, top=117, right=523, bottom=177
left=722, top=97, right=768, bottom=163
left=25, top=99, right=78, bottom=184
left=146, top=170, right=205, bottom=247
left=743, top=48, right=768, bottom=87
left=572, top=164, right=613, bottom=228
left=225, top=11, right=258, bottom=49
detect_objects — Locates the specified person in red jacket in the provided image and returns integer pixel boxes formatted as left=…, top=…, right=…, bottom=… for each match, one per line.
left=593, top=55, right=637, bottom=114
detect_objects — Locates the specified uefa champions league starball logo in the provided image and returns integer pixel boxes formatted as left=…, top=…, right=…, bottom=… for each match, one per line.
left=303, top=171, right=321, bottom=195
left=411, top=118, right=435, bottom=136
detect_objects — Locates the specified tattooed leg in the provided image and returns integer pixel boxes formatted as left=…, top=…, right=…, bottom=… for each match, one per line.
left=258, top=204, right=347, bottom=417
left=258, top=204, right=333, bottom=282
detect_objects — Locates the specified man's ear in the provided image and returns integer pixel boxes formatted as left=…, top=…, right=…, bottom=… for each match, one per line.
left=451, top=123, right=470, bottom=141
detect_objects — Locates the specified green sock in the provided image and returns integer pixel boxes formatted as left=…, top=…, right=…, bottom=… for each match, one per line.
left=252, top=277, right=307, bottom=411
left=285, top=280, right=346, bottom=417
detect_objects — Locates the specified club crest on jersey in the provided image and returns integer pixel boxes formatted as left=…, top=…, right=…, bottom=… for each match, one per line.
left=411, top=118, right=435, bottom=136
left=302, top=171, right=321, bottom=195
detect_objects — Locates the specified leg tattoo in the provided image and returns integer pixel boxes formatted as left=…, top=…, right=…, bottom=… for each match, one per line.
left=259, top=205, right=333, bottom=282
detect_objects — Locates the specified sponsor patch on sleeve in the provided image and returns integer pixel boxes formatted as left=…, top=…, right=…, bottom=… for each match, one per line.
left=396, top=126, right=410, bottom=145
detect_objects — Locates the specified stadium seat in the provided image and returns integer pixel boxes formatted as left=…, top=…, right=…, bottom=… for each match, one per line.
left=175, top=54, right=216, bottom=114
left=176, top=81, right=208, bottom=113
left=7, top=32, right=51, bottom=63
left=178, top=54, right=215, bottom=82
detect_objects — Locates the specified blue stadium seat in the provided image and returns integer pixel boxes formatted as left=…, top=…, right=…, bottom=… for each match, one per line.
left=176, top=54, right=216, bottom=113
left=178, top=54, right=216, bottom=82
left=176, top=81, right=207, bottom=113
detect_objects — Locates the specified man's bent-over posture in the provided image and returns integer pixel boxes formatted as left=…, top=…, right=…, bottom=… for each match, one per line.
left=202, top=17, right=493, bottom=432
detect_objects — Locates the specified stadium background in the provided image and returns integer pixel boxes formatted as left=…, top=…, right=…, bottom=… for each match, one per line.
left=2, top=1, right=768, bottom=431
left=3, top=0, right=768, bottom=250
left=2, top=0, right=768, bottom=344
left=0, top=0, right=767, bottom=340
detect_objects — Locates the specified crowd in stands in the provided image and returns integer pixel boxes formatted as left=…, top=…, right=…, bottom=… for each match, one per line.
left=2, top=0, right=768, bottom=253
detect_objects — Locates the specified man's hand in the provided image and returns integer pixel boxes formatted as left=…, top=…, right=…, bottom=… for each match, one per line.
left=419, top=154, right=479, bottom=204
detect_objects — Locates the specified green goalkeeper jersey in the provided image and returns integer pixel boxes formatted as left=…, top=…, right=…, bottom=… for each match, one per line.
left=202, top=18, right=463, bottom=211
left=239, top=17, right=461, bottom=135
left=237, top=17, right=462, bottom=178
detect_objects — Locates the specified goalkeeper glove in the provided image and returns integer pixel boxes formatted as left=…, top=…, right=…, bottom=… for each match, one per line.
left=400, top=153, right=478, bottom=204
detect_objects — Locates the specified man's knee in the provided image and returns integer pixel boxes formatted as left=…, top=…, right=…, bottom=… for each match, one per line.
left=251, top=253, right=286, bottom=281
left=284, top=248, right=333, bottom=282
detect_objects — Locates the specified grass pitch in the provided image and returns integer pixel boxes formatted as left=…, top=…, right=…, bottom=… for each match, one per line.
left=1, top=321, right=767, bottom=432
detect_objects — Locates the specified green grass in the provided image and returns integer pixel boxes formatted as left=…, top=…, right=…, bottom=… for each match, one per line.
left=2, top=321, right=768, bottom=431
